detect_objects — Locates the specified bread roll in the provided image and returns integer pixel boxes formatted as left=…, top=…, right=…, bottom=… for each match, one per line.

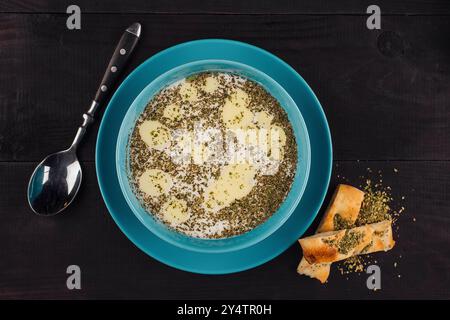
left=297, top=259, right=331, bottom=284
left=299, top=220, right=395, bottom=265
left=297, top=184, right=364, bottom=283
left=317, top=184, right=365, bottom=233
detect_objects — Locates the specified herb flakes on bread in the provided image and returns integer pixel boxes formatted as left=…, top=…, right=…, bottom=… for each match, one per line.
left=299, top=220, right=395, bottom=264
left=297, top=183, right=396, bottom=283
left=297, top=184, right=364, bottom=283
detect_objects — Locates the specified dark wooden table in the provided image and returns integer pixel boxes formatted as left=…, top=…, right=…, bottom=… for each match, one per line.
left=1, top=0, right=449, bottom=300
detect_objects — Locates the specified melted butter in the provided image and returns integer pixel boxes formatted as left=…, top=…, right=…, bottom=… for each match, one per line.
left=269, top=125, right=287, bottom=160
left=138, top=120, right=170, bottom=150
left=203, top=163, right=256, bottom=213
left=161, top=197, right=190, bottom=225
left=203, top=76, right=220, bottom=93
left=179, top=81, right=199, bottom=103
left=138, top=168, right=173, bottom=198
left=222, top=89, right=253, bottom=129
left=254, top=111, right=273, bottom=128
left=163, top=103, right=181, bottom=122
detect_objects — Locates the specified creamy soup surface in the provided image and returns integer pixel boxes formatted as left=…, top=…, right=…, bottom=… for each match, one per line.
left=128, top=72, right=298, bottom=238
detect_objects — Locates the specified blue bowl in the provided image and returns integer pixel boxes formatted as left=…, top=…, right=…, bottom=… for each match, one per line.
left=116, top=59, right=311, bottom=253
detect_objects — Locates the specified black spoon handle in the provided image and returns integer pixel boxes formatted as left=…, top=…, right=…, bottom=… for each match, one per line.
left=94, top=22, right=141, bottom=105
left=70, top=22, right=141, bottom=150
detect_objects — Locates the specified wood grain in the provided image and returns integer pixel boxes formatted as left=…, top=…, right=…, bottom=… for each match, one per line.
left=0, top=14, right=449, bottom=161
left=0, top=5, right=449, bottom=300
left=0, top=161, right=448, bottom=299
left=1, top=0, right=450, bottom=14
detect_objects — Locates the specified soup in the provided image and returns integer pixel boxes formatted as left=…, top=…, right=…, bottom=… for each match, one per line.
left=128, top=72, right=297, bottom=238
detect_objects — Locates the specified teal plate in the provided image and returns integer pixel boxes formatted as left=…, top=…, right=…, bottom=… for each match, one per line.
left=96, top=39, right=332, bottom=274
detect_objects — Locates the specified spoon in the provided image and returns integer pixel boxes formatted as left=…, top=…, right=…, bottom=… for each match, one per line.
left=27, top=22, right=141, bottom=216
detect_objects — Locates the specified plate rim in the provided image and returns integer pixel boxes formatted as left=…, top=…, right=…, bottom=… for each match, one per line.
left=115, top=58, right=311, bottom=253
left=95, top=38, right=332, bottom=274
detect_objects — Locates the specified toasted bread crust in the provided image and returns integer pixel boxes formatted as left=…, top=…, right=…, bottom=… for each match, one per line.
left=297, top=259, right=330, bottom=283
left=299, top=220, right=395, bottom=264
left=298, top=184, right=365, bottom=282
left=317, top=184, right=365, bottom=233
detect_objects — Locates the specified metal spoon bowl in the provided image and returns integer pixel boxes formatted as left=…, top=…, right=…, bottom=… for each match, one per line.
left=27, top=149, right=81, bottom=216
left=27, top=23, right=141, bottom=216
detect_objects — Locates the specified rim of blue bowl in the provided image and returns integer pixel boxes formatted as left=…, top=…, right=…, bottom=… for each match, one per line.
left=115, top=58, right=311, bottom=253
left=95, top=38, right=333, bottom=273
